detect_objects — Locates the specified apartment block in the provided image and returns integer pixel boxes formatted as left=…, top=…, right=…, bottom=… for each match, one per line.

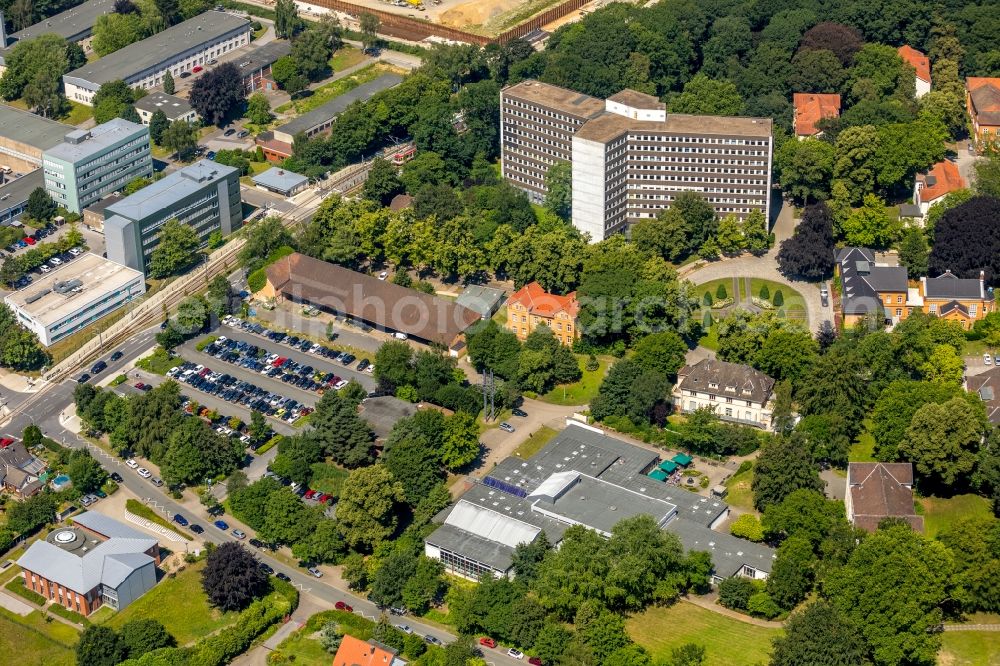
left=42, top=119, right=152, bottom=214
left=500, top=81, right=773, bottom=241
left=104, top=160, right=241, bottom=274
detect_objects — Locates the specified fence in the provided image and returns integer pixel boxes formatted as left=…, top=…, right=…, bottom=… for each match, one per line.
left=307, top=0, right=589, bottom=45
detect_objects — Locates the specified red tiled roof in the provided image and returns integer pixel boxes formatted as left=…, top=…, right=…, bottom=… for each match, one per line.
left=332, top=635, right=397, bottom=666
left=967, top=78, right=1000, bottom=126
left=792, top=93, right=841, bottom=136
left=916, top=160, right=966, bottom=204
left=507, top=281, right=579, bottom=318
left=898, top=45, right=931, bottom=83
left=848, top=462, right=923, bottom=533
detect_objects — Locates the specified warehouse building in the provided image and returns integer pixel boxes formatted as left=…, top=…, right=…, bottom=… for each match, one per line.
left=425, top=422, right=775, bottom=583
left=104, top=160, right=241, bottom=274
left=5, top=253, right=145, bottom=346
left=63, top=11, right=251, bottom=106
left=0, top=104, right=72, bottom=174
left=42, top=118, right=152, bottom=213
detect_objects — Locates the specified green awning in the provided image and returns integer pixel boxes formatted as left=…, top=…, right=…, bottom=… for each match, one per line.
left=659, top=460, right=678, bottom=473
left=672, top=453, right=693, bottom=466
left=649, top=469, right=668, bottom=482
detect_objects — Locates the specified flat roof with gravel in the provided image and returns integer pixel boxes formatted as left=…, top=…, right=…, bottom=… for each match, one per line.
left=0, top=104, right=72, bottom=152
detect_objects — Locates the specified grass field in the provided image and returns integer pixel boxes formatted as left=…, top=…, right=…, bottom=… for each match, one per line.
left=275, top=64, right=384, bottom=115
left=540, top=355, right=610, bottom=406
left=939, top=631, right=1000, bottom=665
left=626, top=601, right=780, bottom=666
left=274, top=609, right=375, bottom=664
left=0, top=607, right=77, bottom=666
left=915, top=494, right=991, bottom=539
left=330, top=46, right=367, bottom=71
left=849, top=432, right=877, bottom=462
left=513, top=426, right=558, bottom=459
left=135, top=347, right=179, bottom=375
left=723, top=464, right=755, bottom=512
left=105, top=561, right=235, bottom=645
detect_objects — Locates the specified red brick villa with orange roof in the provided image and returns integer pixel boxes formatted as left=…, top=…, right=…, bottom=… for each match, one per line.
left=792, top=93, right=841, bottom=138
left=967, top=77, right=1000, bottom=145
left=898, top=45, right=931, bottom=97
left=506, top=281, right=580, bottom=346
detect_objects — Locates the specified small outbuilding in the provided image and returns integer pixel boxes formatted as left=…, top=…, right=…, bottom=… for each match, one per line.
left=456, top=285, right=506, bottom=319
left=252, top=168, right=309, bottom=197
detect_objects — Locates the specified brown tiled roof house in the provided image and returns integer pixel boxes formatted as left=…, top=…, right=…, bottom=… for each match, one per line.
left=845, top=462, right=923, bottom=533
left=793, top=93, right=841, bottom=137
left=261, top=253, right=480, bottom=349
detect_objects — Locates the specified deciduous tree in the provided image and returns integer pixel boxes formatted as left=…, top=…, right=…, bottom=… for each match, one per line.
left=336, top=464, right=405, bottom=550
left=770, top=601, right=866, bottom=666
left=777, top=203, right=835, bottom=279
left=901, top=397, right=986, bottom=488
left=201, top=542, right=268, bottom=611
left=752, top=433, right=823, bottom=511
left=147, top=218, right=199, bottom=278
left=190, top=62, right=245, bottom=125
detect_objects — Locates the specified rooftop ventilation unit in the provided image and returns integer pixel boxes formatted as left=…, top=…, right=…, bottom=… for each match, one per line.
left=54, top=279, right=83, bottom=294
left=24, top=288, right=51, bottom=304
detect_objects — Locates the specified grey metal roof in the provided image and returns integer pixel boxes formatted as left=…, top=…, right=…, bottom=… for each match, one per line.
left=899, top=203, right=923, bottom=218
left=252, top=167, right=307, bottom=194
left=104, top=159, right=237, bottom=221
left=134, top=91, right=194, bottom=120
left=456, top=285, right=505, bottom=317
left=669, top=517, right=775, bottom=577
left=837, top=246, right=909, bottom=315
left=275, top=73, right=403, bottom=137
left=0, top=104, right=72, bottom=152
left=924, top=271, right=985, bottom=300
left=43, top=118, right=147, bottom=164
left=2, top=0, right=115, bottom=51
left=234, top=40, right=291, bottom=77
left=64, top=11, right=251, bottom=87
left=73, top=509, right=152, bottom=539
left=0, top=169, right=44, bottom=214
left=426, top=523, right=519, bottom=571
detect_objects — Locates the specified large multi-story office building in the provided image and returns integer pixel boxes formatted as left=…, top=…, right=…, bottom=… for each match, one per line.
left=5, top=253, right=145, bottom=346
left=500, top=80, right=774, bottom=241
left=63, top=11, right=251, bottom=106
left=42, top=119, right=152, bottom=214
left=104, top=160, right=241, bottom=274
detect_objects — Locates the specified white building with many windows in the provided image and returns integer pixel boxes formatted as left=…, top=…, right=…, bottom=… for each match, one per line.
left=5, top=253, right=145, bottom=346
left=672, top=358, right=776, bottom=429
left=62, top=11, right=251, bottom=106
left=500, top=81, right=774, bottom=241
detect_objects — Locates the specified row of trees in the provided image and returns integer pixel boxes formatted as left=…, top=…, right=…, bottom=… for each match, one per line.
left=465, top=322, right=581, bottom=395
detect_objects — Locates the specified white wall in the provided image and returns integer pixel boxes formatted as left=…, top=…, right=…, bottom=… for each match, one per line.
left=571, top=136, right=608, bottom=242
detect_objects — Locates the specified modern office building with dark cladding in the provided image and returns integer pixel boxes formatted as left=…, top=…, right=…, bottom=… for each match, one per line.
left=103, top=160, right=241, bottom=274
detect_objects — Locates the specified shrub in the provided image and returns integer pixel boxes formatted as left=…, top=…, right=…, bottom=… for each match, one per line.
left=718, top=576, right=756, bottom=610
left=247, top=269, right=266, bottom=293
left=703, top=291, right=714, bottom=306
left=773, top=289, right=784, bottom=306
left=747, top=592, right=781, bottom=619
left=730, top=514, right=765, bottom=542
left=195, top=336, right=217, bottom=352
left=716, top=283, right=728, bottom=299
left=703, top=311, right=712, bottom=329
left=759, top=284, right=770, bottom=300
left=585, top=354, right=599, bottom=372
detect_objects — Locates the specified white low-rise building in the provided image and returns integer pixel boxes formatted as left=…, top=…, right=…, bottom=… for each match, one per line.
left=5, top=253, right=145, bottom=346
left=672, top=358, right=776, bottom=429
left=63, top=10, right=251, bottom=106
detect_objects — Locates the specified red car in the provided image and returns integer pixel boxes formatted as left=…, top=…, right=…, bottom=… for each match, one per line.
left=479, top=637, right=497, bottom=648
left=24, top=237, right=35, bottom=245
left=192, top=65, right=203, bottom=73
left=335, top=601, right=353, bottom=612
left=529, top=658, right=543, bottom=666
left=134, top=382, right=145, bottom=390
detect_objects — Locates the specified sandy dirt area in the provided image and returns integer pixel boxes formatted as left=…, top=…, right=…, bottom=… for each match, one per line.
left=439, top=0, right=523, bottom=28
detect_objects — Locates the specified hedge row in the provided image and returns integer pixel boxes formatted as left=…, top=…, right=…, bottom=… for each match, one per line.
left=5, top=577, right=46, bottom=606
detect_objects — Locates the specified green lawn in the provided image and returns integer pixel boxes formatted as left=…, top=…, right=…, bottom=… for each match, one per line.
left=513, top=426, right=558, bottom=459
left=274, top=609, right=375, bottom=664
left=849, top=432, right=877, bottom=462
left=916, top=494, right=992, bottom=539
left=697, top=278, right=739, bottom=304
left=105, top=561, right=236, bottom=645
left=698, top=324, right=720, bottom=351
left=0, top=607, right=77, bottom=666
left=540, top=355, right=610, bottom=406
left=330, top=46, right=367, bottom=71
left=135, top=347, right=179, bottom=375
left=274, top=64, right=383, bottom=115
left=723, top=464, right=755, bottom=513
left=626, top=601, right=780, bottom=666
left=939, top=630, right=1000, bottom=665
left=60, top=102, right=93, bottom=126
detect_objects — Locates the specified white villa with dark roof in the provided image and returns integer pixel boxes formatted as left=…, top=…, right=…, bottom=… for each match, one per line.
left=17, top=512, right=159, bottom=616
left=672, top=359, right=776, bottom=429
left=425, top=422, right=774, bottom=584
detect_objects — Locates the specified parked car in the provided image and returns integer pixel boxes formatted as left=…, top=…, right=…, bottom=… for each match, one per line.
left=179, top=71, right=191, bottom=78
left=110, top=472, right=123, bottom=482
left=237, top=130, right=249, bottom=138
left=378, top=271, right=388, bottom=280
left=192, top=65, right=203, bottom=73
left=529, top=657, right=543, bottom=665
left=80, top=495, right=95, bottom=506
left=150, top=477, right=163, bottom=487
left=499, top=422, right=515, bottom=433
left=232, top=529, right=246, bottom=539
left=173, top=514, right=189, bottom=526
left=508, top=649, right=524, bottom=660
left=134, top=382, right=146, bottom=390
left=985, top=353, right=993, bottom=366
left=308, top=567, right=323, bottom=579
left=125, top=459, right=139, bottom=469
left=480, top=637, right=497, bottom=648
left=137, top=468, right=152, bottom=478
left=424, top=635, right=441, bottom=645
left=820, top=287, right=829, bottom=307
left=393, top=332, right=408, bottom=340
left=511, top=408, right=528, bottom=417
left=259, top=562, right=274, bottom=575
left=214, top=519, right=229, bottom=530
left=396, top=624, right=412, bottom=634
left=223, top=128, right=236, bottom=137
left=249, top=538, right=264, bottom=548
left=276, top=572, right=291, bottom=582
left=190, top=524, right=204, bottom=534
